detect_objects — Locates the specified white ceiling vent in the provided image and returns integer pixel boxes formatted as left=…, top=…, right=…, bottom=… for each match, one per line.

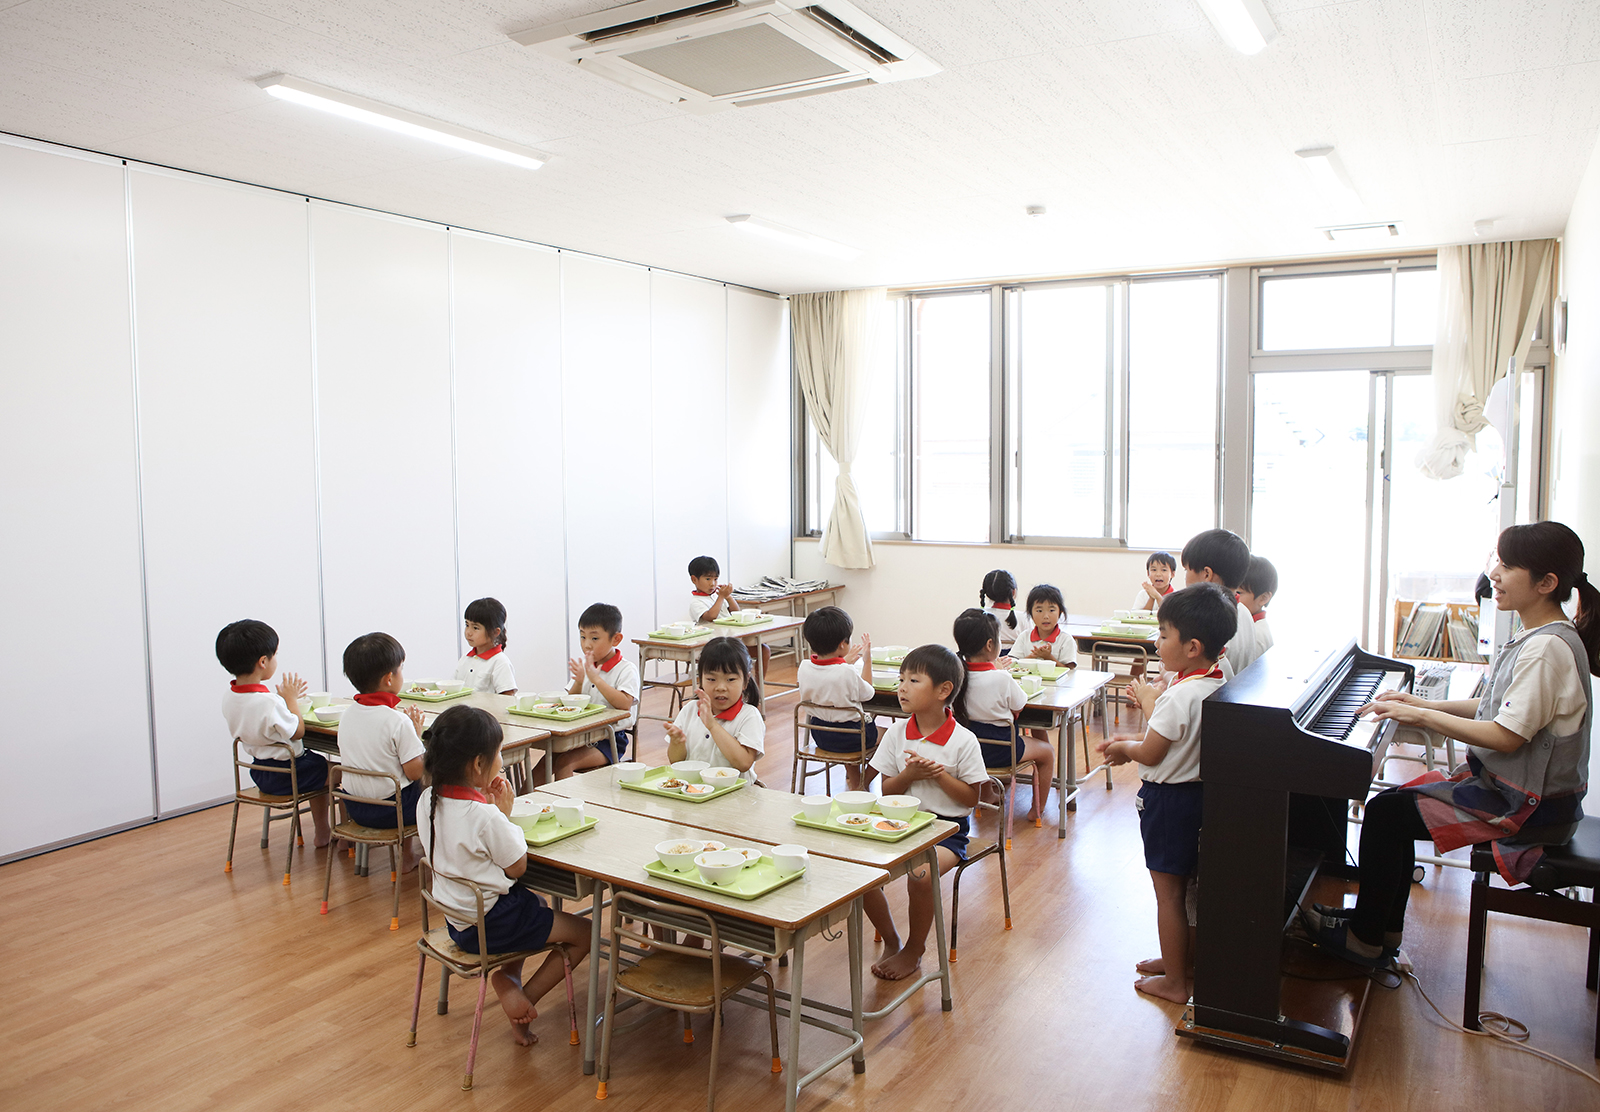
left=510, top=0, right=939, bottom=112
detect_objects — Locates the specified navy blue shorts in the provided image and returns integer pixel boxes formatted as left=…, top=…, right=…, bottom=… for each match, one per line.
left=969, top=720, right=1024, bottom=767
left=249, top=750, right=328, bottom=796
left=345, top=779, right=421, bottom=829
left=1137, top=780, right=1203, bottom=876
left=807, top=716, right=878, bottom=754
left=448, top=885, right=554, bottom=955
left=595, top=730, right=631, bottom=765
left=935, top=813, right=971, bottom=862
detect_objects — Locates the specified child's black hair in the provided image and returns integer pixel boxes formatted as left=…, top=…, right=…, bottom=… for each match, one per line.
left=1241, top=556, right=1279, bottom=600
left=698, top=636, right=761, bottom=710
left=1157, top=584, right=1239, bottom=663
left=688, top=555, right=720, bottom=578
left=579, top=602, right=623, bottom=636
left=343, top=632, right=406, bottom=694
left=464, top=597, right=508, bottom=646
left=421, top=705, right=504, bottom=871
left=1180, top=529, right=1251, bottom=590
left=900, top=644, right=964, bottom=709
left=802, top=605, right=853, bottom=656
left=216, top=619, right=279, bottom=676
left=1146, top=551, right=1176, bottom=572
left=951, top=608, right=999, bottom=726
left=1025, top=583, right=1066, bottom=618
left=980, top=569, right=1019, bottom=630
left=1497, top=521, right=1600, bottom=674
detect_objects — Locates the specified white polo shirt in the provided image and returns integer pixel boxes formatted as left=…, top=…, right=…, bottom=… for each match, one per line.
left=961, top=664, right=1028, bottom=728
left=1141, top=666, right=1226, bottom=784
left=337, top=697, right=425, bottom=802
left=983, top=605, right=1021, bottom=652
left=1252, top=613, right=1275, bottom=656
left=870, top=712, right=987, bottom=818
left=1494, top=621, right=1589, bottom=740
left=416, top=787, right=527, bottom=929
left=1020, top=624, right=1076, bottom=664
left=672, top=699, right=765, bottom=779
left=222, top=685, right=301, bottom=761
left=797, top=657, right=876, bottom=724
left=1133, top=585, right=1175, bottom=611
left=689, top=591, right=719, bottom=622
left=455, top=646, right=516, bottom=693
left=584, top=650, right=641, bottom=730
left=1220, top=601, right=1256, bottom=679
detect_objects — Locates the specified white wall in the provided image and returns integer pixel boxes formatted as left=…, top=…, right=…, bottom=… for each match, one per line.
left=727, top=288, right=792, bottom=584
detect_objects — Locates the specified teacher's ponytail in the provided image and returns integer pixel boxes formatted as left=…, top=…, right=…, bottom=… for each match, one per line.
left=1496, top=521, right=1600, bottom=675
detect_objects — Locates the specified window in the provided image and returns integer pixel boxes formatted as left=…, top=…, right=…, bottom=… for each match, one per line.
left=911, top=291, right=991, bottom=543
left=1258, top=264, right=1437, bottom=351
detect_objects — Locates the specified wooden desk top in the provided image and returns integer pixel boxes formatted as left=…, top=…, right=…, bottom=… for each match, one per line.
left=1066, top=620, right=1158, bottom=648
left=634, top=613, right=807, bottom=649
left=537, top=770, right=955, bottom=871
left=524, top=804, right=887, bottom=931
left=864, top=669, right=1114, bottom=718
left=298, top=697, right=549, bottom=747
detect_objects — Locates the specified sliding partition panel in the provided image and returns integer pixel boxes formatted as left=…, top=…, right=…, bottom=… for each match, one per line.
left=726, top=288, right=791, bottom=581
left=559, top=254, right=655, bottom=663
left=312, top=205, right=458, bottom=691
left=0, top=144, right=152, bottom=856
left=130, top=170, right=321, bottom=813
left=649, top=272, right=728, bottom=629
left=450, top=231, right=567, bottom=690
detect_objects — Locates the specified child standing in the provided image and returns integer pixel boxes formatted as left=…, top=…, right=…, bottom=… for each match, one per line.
left=665, top=637, right=766, bottom=780
left=865, top=645, right=988, bottom=981
left=551, top=603, right=641, bottom=779
left=1180, top=529, right=1257, bottom=677
left=1135, top=552, right=1177, bottom=611
left=336, top=632, right=427, bottom=871
left=953, top=609, right=1056, bottom=825
left=1097, top=584, right=1237, bottom=1003
left=1019, top=583, right=1074, bottom=664
left=796, top=605, right=878, bottom=791
left=1237, top=556, right=1278, bottom=657
left=979, top=569, right=1021, bottom=656
left=217, top=619, right=331, bottom=847
left=455, top=597, right=517, bottom=695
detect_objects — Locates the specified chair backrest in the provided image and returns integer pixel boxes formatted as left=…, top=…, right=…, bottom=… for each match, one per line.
left=417, top=859, right=491, bottom=965
left=1090, top=641, right=1149, bottom=679
left=793, top=700, right=873, bottom=758
left=610, top=890, right=730, bottom=999
left=331, top=765, right=405, bottom=825
left=232, top=737, right=305, bottom=796
left=982, top=719, right=1022, bottom=775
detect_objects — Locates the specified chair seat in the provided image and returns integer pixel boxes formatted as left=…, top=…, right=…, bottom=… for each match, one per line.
left=333, top=820, right=418, bottom=843
left=798, top=745, right=875, bottom=762
left=1470, top=816, right=1600, bottom=889
left=419, top=926, right=541, bottom=968
left=616, top=950, right=767, bottom=1007
left=236, top=787, right=299, bottom=804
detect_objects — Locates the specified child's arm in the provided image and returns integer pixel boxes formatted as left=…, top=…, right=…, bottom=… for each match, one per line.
left=583, top=659, right=636, bottom=713
left=276, top=672, right=308, bottom=741
left=696, top=695, right=758, bottom=771
left=1361, top=692, right=1527, bottom=752
left=853, top=634, right=872, bottom=683
left=401, top=706, right=428, bottom=782
left=1027, top=639, right=1054, bottom=659
left=894, top=753, right=980, bottom=808
left=665, top=710, right=690, bottom=763
left=567, top=652, right=589, bottom=695
left=1098, top=725, right=1174, bottom=768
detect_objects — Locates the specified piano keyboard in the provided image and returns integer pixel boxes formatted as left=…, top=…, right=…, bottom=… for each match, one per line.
left=1306, top=667, right=1409, bottom=746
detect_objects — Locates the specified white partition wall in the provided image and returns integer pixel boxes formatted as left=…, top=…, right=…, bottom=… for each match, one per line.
left=130, top=169, right=323, bottom=814
left=450, top=231, right=567, bottom=691
left=312, top=205, right=459, bottom=690
left=0, top=145, right=154, bottom=855
left=727, top=288, right=792, bottom=582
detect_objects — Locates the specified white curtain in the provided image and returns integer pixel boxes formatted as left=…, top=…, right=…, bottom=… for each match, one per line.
left=1418, top=239, right=1556, bottom=479
left=792, top=288, right=885, bottom=569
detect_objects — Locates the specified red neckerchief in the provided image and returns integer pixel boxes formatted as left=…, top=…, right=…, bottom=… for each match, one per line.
left=1172, top=664, right=1225, bottom=685
left=436, top=784, right=489, bottom=803
left=1252, top=612, right=1266, bottom=623
left=989, top=602, right=1013, bottom=610
left=230, top=682, right=268, bottom=693
left=468, top=645, right=504, bottom=659
left=1029, top=626, right=1060, bottom=644
left=906, top=710, right=957, bottom=746
left=596, top=649, right=623, bottom=673
left=713, top=698, right=745, bottom=721
left=354, top=692, right=400, bottom=707
left=810, top=656, right=846, bottom=666
left=692, top=590, right=713, bottom=597
left=1164, top=585, right=1174, bottom=595
left=966, top=662, right=997, bottom=672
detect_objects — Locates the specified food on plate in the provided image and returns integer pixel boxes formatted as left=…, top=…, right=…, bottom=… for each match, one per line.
left=735, top=847, right=762, bottom=862
left=837, top=813, right=873, bottom=827
left=682, top=783, right=716, bottom=796
left=873, top=819, right=909, bottom=833
left=663, top=842, right=701, bottom=856
left=699, top=840, right=726, bottom=852
left=658, top=777, right=690, bottom=791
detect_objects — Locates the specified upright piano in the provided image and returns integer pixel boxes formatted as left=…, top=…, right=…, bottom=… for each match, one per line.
left=1179, top=638, right=1413, bottom=1070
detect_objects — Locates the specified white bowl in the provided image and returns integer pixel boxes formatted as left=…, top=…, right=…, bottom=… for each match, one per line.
left=833, top=790, right=876, bottom=815
left=540, top=690, right=566, bottom=703
left=671, top=760, right=709, bottom=784
left=615, top=761, right=649, bottom=784
left=695, top=849, right=748, bottom=885
left=872, top=645, right=910, bottom=660
left=656, top=838, right=705, bottom=872
left=510, top=796, right=553, bottom=821
left=552, top=800, right=585, bottom=828
left=410, top=679, right=437, bottom=691
left=772, top=844, right=809, bottom=874
left=800, top=795, right=834, bottom=822
left=315, top=704, right=346, bottom=723
left=308, top=691, right=331, bottom=708
left=560, top=694, right=590, bottom=708
left=878, top=795, right=921, bottom=821
left=439, top=680, right=466, bottom=693
left=1018, top=675, right=1043, bottom=695
left=700, top=767, right=741, bottom=788
left=665, top=623, right=693, bottom=636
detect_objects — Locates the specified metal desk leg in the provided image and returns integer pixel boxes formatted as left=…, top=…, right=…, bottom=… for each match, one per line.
left=583, top=880, right=605, bottom=1075
left=1058, top=713, right=1072, bottom=836
left=543, top=745, right=555, bottom=786
left=927, top=846, right=952, bottom=1011
left=784, top=934, right=806, bottom=1112
left=1065, top=711, right=1079, bottom=817
left=848, top=899, right=865, bottom=1073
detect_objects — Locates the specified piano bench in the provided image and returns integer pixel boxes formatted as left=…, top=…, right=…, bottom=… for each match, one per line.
left=1463, top=816, right=1600, bottom=1057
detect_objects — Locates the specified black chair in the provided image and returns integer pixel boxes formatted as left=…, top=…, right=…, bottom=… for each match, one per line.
left=1464, top=816, right=1600, bottom=1057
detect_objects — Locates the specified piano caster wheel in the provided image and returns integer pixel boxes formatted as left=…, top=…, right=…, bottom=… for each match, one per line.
left=1412, top=865, right=1426, bottom=884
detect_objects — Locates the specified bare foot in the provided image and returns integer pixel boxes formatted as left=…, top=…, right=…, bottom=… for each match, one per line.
left=401, top=852, right=421, bottom=875
left=1133, top=974, right=1190, bottom=1004
left=871, top=947, right=922, bottom=981
left=313, top=830, right=332, bottom=849
left=1135, top=957, right=1164, bottom=975
left=490, top=969, right=539, bottom=1046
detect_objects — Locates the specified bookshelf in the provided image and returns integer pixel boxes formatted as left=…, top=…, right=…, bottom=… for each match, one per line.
left=1390, top=600, right=1488, bottom=663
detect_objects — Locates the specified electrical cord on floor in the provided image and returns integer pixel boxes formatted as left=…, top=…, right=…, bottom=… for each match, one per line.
left=1404, top=968, right=1600, bottom=1087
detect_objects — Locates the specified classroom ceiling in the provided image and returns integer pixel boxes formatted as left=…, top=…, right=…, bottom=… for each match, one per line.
left=2, top=0, right=1598, bottom=294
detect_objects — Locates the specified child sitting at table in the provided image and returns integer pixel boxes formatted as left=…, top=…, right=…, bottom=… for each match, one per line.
left=688, top=555, right=769, bottom=676
left=865, top=644, right=988, bottom=981
left=665, top=637, right=765, bottom=781
left=336, top=632, right=428, bottom=872
left=454, top=597, right=517, bottom=695
left=1096, top=583, right=1236, bottom=1003
left=954, top=609, right=1056, bottom=826
left=217, top=618, right=331, bottom=848
left=1019, top=583, right=1073, bottom=664
left=551, top=603, right=641, bottom=779
left=797, top=605, right=878, bottom=791
left=978, top=569, right=1021, bottom=655
left=1237, top=556, right=1278, bottom=657
left=418, top=705, right=592, bottom=1047
left=1180, top=528, right=1256, bottom=677
left=1135, top=552, right=1177, bottom=611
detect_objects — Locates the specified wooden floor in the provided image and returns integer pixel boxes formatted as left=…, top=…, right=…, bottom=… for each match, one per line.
left=3, top=669, right=1597, bottom=1111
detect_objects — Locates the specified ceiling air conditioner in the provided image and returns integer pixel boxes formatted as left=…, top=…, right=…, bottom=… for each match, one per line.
left=510, top=0, right=939, bottom=112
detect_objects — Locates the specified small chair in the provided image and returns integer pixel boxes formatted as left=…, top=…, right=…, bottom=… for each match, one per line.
left=321, top=767, right=417, bottom=931
left=643, top=660, right=697, bottom=730
left=790, top=702, right=877, bottom=794
left=408, top=862, right=580, bottom=1091
left=1091, top=642, right=1150, bottom=728
left=224, top=739, right=329, bottom=886
left=949, top=775, right=1013, bottom=963
left=1464, top=818, right=1600, bottom=1057
left=981, top=721, right=1032, bottom=850
left=596, top=891, right=782, bottom=1111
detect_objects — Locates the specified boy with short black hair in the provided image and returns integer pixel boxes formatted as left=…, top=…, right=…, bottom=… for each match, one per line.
left=1135, top=551, right=1178, bottom=611
left=1237, top=555, right=1278, bottom=656
left=1097, top=583, right=1237, bottom=1004
left=797, top=605, right=877, bottom=790
left=688, top=555, right=739, bottom=623
left=337, top=632, right=428, bottom=873
left=217, top=618, right=331, bottom=847
left=1180, top=528, right=1258, bottom=676
left=550, top=602, right=642, bottom=780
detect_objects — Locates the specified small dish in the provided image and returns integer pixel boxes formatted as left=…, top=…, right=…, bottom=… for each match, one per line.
left=872, top=818, right=909, bottom=833
left=733, top=847, right=762, bottom=863
left=682, top=783, right=716, bottom=797
left=510, top=797, right=553, bottom=821
left=657, top=777, right=690, bottom=792
left=699, top=839, right=726, bottom=852
left=836, top=813, right=873, bottom=828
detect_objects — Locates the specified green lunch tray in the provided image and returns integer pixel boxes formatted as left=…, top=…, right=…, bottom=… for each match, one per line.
left=399, top=687, right=475, bottom=704
left=870, top=673, right=901, bottom=692
left=517, top=813, right=598, bottom=847
left=791, top=802, right=938, bottom=843
left=643, top=855, right=804, bottom=900
left=1092, top=626, right=1158, bottom=640
left=619, top=765, right=748, bottom=803
left=711, top=614, right=774, bottom=628
left=509, top=701, right=608, bottom=722
left=647, top=627, right=716, bottom=641
left=303, top=707, right=345, bottom=729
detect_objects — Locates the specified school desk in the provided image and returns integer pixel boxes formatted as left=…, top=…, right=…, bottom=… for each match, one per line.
left=395, top=690, right=628, bottom=784
left=519, top=804, right=888, bottom=1112
left=300, top=698, right=549, bottom=784
left=1064, top=618, right=1159, bottom=657
left=735, top=582, right=844, bottom=618
left=633, top=613, right=809, bottom=727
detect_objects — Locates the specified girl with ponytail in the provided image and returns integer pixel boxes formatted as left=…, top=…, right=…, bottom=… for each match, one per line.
left=952, top=608, right=1057, bottom=826
left=979, top=569, right=1021, bottom=656
left=665, top=637, right=766, bottom=780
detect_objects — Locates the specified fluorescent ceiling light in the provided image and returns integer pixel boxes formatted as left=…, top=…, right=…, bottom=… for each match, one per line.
left=1196, top=0, right=1277, bottom=55
left=257, top=74, right=550, bottom=170
left=725, top=214, right=862, bottom=259
left=1296, top=146, right=1363, bottom=210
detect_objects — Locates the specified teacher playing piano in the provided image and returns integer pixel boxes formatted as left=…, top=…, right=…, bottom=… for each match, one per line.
left=1310, top=520, right=1599, bottom=968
